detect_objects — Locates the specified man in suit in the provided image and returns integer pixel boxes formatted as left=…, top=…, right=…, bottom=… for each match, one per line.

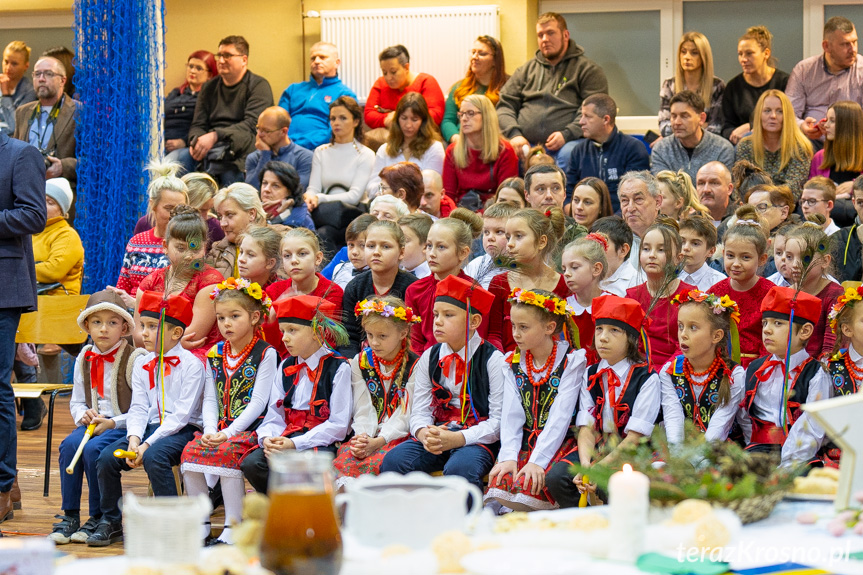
left=0, top=131, right=48, bottom=527
left=13, top=56, right=77, bottom=222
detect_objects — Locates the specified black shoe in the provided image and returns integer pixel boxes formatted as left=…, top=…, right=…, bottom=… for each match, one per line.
left=204, top=534, right=227, bottom=547
left=70, top=516, right=100, bottom=543
left=48, top=514, right=80, bottom=545
left=208, top=483, right=223, bottom=513
left=20, top=399, right=47, bottom=431
left=86, top=520, right=123, bottom=547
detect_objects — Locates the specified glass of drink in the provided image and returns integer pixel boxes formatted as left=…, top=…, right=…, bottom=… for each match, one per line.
left=260, top=450, right=342, bottom=575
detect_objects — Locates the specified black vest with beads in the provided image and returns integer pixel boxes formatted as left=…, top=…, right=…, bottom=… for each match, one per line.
left=360, top=347, right=420, bottom=423
left=510, top=347, right=572, bottom=451
left=209, top=339, right=272, bottom=432
left=743, top=356, right=819, bottom=424
left=827, top=351, right=861, bottom=397
left=281, top=353, right=349, bottom=419
left=586, top=362, right=653, bottom=435
left=667, top=355, right=737, bottom=432
left=427, top=341, right=497, bottom=425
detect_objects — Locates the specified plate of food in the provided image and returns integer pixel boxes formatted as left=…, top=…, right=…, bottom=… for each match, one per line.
left=785, top=467, right=839, bottom=501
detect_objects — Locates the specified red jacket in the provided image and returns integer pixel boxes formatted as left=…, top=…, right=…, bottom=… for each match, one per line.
left=364, top=74, right=445, bottom=129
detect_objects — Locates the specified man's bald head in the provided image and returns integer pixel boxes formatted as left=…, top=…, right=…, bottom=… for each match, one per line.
left=696, top=162, right=734, bottom=221
left=260, top=106, right=291, bottom=130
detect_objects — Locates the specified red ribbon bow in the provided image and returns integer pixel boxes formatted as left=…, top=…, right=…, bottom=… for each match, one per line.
left=590, top=367, right=623, bottom=408
left=85, top=347, right=119, bottom=398
left=283, top=362, right=312, bottom=381
left=754, top=360, right=785, bottom=383
left=439, top=353, right=466, bottom=386
left=142, top=356, right=181, bottom=389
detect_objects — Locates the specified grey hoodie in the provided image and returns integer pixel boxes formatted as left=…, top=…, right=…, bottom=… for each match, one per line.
left=497, top=41, right=608, bottom=145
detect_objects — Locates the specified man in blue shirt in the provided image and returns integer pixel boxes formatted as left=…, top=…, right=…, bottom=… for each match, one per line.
left=278, top=42, right=357, bottom=150
left=244, top=106, right=313, bottom=189
left=565, top=93, right=650, bottom=213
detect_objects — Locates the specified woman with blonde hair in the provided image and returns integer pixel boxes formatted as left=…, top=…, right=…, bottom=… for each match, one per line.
left=207, top=182, right=267, bottom=278
left=656, top=170, right=710, bottom=219
left=735, top=90, right=813, bottom=199
left=658, top=32, right=725, bottom=138
left=441, top=94, right=518, bottom=209
left=722, top=26, right=789, bottom=143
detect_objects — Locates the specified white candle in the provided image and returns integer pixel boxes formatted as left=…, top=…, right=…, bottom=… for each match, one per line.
left=607, top=463, right=650, bottom=562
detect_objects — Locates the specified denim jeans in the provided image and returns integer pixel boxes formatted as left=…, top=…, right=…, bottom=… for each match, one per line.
left=0, top=308, right=22, bottom=492
left=59, top=425, right=127, bottom=516
left=380, top=438, right=495, bottom=493
left=164, top=147, right=198, bottom=176
left=548, top=139, right=579, bottom=175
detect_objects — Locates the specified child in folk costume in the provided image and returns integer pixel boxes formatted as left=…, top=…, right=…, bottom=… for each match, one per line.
left=333, top=296, right=422, bottom=484
left=742, top=286, right=830, bottom=468
left=49, top=290, right=146, bottom=545
left=561, top=233, right=610, bottom=365
left=485, top=288, right=588, bottom=511
left=660, top=290, right=746, bottom=444
left=180, top=278, right=278, bottom=545
left=93, top=292, right=205, bottom=547
left=241, top=295, right=352, bottom=493
left=380, top=275, right=504, bottom=492
left=546, top=295, right=661, bottom=508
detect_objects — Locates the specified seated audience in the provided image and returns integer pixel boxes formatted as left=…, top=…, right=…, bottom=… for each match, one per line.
left=0, top=41, right=36, bottom=135
left=735, top=90, right=813, bottom=199
left=831, top=175, right=863, bottom=283
left=369, top=195, right=409, bottom=222
left=566, top=93, right=650, bottom=211
left=787, top=17, right=863, bottom=142
left=379, top=162, right=423, bottom=214
left=463, top=201, right=519, bottom=289
left=569, top=176, right=613, bottom=230
left=323, top=214, right=376, bottom=289
left=696, top=161, right=736, bottom=228
left=134, top=172, right=224, bottom=248
left=44, top=46, right=76, bottom=97
left=658, top=32, right=724, bottom=138
left=619, top=170, right=661, bottom=269
left=441, top=35, right=508, bottom=144
left=591, top=216, right=638, bottom=298
left=656, top=170, right=710, bottom=220
left=278, top=42, right=357, bottom=150
left=164, top=50, right=217, bottom=174
left=367, top=93, right=444, bottom=198
left=187, top=35, right=273, bottom=186
left=492, top=177, right=526, bottom=209
left=419, top=169, right=455, bottom=219
left=651, top=91, right=734, bottom=181
left=809, top=101, right=863, bottom=191
left=33, top=177, right=82, bottom=295
left=259, top=161, right=315, bottom=229
left=800, top=177, right=840, bottom=235
left=364, top=45, right=445, bottom=150
left=497, top=12, right=607, bottom=172
left=303, top=96, right=375, bottom=253
left=208, top=183, right=267, bottom=279
left=442, top=94, right=518, bottom=209
left=245, top=106, right=313, bottom=190
left=722, top=26, right=789, bottom=143
left=747, top=183, right=796, bottom=237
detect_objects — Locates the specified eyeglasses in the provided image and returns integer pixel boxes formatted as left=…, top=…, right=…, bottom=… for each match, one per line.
left=754, top=203, right=778, bottom=213
left=457, top=110, right=481, bottom=120
left=186, top=63, right=207, bottom=72
left=256, top=125, right=280, bottom=134
left=33, top=71, right=63, bottom=79
left=800, top=198, right=826, bottom=207
left=216, top=52, right=243, bottom=61
left=379, top=184, right=392, bottom=195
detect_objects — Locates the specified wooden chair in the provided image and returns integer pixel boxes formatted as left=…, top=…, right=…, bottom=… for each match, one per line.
left=842, top=281, right=861, bottom=291
left=15, top=294, right=90, bottom=496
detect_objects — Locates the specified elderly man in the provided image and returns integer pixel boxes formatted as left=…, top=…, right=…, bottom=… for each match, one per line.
left=13, top=56, right=77, bottom=219
left=787, top=16, right=863, bottom=142
left=497, top=12, right=608, bottom=173
left=188, top=35, right=273, bottom=186
left=0, top=131, right=48, bottom=522
left=244, top=106, right=313, bottom=190
left=651, top=91, right=734, bottom=182
left=419, top=169, right=454, bottom=219
left=618, top=170, right=660, bottom=270
left=0, top=41, right=36, bottom=135
left=565, top=93, right=650, bottom=211
left=278, top=42, right=356, bottom=151
left=696, top=161, right=737, bottom=227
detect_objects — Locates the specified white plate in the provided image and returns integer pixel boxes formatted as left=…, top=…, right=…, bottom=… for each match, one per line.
left=784, top=492, right=836, bottom=502
left=461, top=548, right=591, bottom=575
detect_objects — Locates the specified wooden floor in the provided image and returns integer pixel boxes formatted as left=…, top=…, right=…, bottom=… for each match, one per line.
left=2, top=395, right=225, bottom=559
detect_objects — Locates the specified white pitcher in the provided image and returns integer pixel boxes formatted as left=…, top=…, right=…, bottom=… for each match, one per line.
left=336, top=472, right=482, bottom=549
left=123, top=493, right=212, bottom=563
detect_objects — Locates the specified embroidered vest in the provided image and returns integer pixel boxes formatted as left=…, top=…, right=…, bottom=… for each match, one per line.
left=209, top=339, right=272, bottom=432
left=82, top=340, right=137, bottom=414
left=510, top=347, right=571, bottom=452
left=427, top=341, right=497, bottom=427
left=587, top=362, right=653, bottom=435
left=827, top=352, right=861, bottom=397
left=667, top=355, right=736, bottom=432
left=281, top=352, right=348, bottom=433
left=743, top=356, right=820, bottom=445
left=360, top=348, right=419, bottom=424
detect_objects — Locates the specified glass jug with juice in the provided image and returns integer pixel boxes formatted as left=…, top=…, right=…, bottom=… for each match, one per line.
left=260, top=450, right=342, bottom=575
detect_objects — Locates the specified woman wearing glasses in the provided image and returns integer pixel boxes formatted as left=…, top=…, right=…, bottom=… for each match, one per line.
left=164, top=50, right=217, bottom=173
left=366, top=93, right=444, bottom=199
left=734, top=90, right=812, bottom=200
left=441, top=94, right=518, bottom=209
left=745, top=183, right=797, bottom=237
left=441, top=36, right=508, bottom=145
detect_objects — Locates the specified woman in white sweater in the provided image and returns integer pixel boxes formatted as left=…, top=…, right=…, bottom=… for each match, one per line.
left=303, top=96, right=375, bottom=252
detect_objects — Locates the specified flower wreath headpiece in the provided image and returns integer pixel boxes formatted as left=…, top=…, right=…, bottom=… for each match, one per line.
left=829, top=285, right=863, bottom=333
left=508, top=287, right=575, bottom=317
left=210, top=276, right=273, bottom=313
left=671, top=289, right=741, bottom=363
left=355, top=298, right=422, bottom=324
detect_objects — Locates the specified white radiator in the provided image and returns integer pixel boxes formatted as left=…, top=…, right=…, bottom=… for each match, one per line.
left=320, top=5, right=500, bottom=104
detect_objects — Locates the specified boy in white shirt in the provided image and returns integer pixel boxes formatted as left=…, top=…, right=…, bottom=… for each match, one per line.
left=591, top=216, right=638, bottom=296
left=678, top=216, right=726, bottom=291
left=463, top=202, right=518, bottom=289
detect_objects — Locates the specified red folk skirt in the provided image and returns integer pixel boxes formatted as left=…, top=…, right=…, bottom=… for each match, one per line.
left=332, top=436, right=409, bottom=484
left=180, top=430, right=259, bottom=478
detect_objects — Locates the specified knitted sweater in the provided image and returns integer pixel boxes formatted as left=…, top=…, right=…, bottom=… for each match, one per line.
left=650, top=129, right=734, bottom=183
left=116, top=229, right=169, bottom=296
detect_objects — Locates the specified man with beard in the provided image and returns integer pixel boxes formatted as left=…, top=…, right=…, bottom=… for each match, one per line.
left=497, top=12, right=608, bottom=173
left=13, top=56, right=77, bottom=219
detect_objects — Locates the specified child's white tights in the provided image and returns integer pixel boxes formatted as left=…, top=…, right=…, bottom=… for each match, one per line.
left=183, top=471, right=246, bottom=544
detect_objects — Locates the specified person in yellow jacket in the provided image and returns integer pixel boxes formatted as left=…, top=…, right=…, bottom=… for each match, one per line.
left=33, top=177, right=83, bottom=295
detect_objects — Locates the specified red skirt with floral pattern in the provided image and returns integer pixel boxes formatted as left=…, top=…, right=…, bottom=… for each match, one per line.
left=180, top=430, right=259, bottom=477
left=333, top=436, right=409, bottom=479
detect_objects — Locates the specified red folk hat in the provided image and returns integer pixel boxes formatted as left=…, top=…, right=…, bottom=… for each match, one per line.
left=434, top=275, right=495, bottom=316
left=274, top=295, right=338, bottom=326
left=139, top=291, right=194, bottom=329
left=592, top=294, right=645, bottom=338
left=761, top=286, right=821, bottom=326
